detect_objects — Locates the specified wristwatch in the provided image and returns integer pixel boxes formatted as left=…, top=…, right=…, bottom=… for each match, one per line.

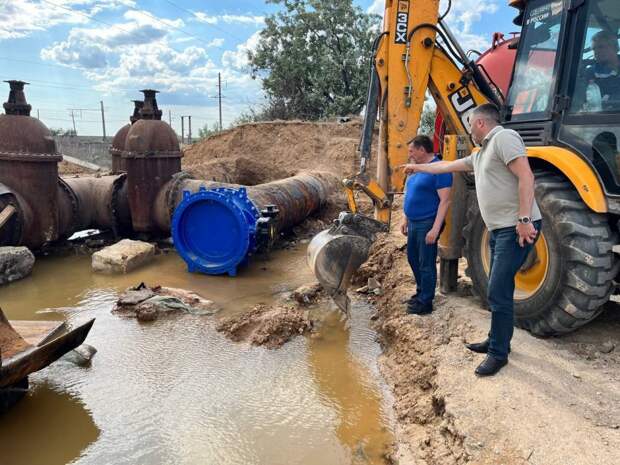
left=518, top=216, right=532, bottom=224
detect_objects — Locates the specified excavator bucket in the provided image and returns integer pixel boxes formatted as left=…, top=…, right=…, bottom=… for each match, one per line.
left=307, top=212, right=388, bottom=312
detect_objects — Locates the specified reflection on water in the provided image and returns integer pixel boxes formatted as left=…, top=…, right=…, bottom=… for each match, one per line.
left=0, top=385, right=99, bottom=465
left=309, top=307, right=394, bottom=463
left=0, top=248, right=393, bottom=464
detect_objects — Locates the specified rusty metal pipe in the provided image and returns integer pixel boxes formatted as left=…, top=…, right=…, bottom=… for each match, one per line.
left=154, top=171, right=340, bottom=234
left=58, top=175, right=131, bottom=237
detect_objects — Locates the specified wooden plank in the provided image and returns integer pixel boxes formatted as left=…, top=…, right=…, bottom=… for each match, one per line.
left=0, top=318, right=95, bottom=388
left=9, top=321, right=66, bottom=347
left=0, top=204, right=16, bottom=230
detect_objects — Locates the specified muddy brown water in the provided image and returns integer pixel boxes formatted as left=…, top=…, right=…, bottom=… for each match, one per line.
left=0, top=247, right=394, bottom=465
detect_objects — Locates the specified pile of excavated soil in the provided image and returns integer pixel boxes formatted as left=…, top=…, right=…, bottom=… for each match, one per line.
left=216, top=283, right=325, bottom=349
left=353, top=200, right=620, bottom=465
left=58, top=161, right=97, bottom=176
left=216, top=304, right=313, bottom=349
left=183, top=120, right=376, bottom=181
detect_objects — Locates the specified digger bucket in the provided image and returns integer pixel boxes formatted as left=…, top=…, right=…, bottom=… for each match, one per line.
left=306, top=212, right=388, bottom=313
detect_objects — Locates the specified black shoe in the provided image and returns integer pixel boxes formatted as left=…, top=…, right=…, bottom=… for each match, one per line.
left=402, top=293, right=418, bottom=305
left=475, top=355, right=508, bottom=377
left=465, top=339, right=511, bottom=354
left=466, top=339, right=490, bottom=353
left=407, top=300, right=433, bottom=315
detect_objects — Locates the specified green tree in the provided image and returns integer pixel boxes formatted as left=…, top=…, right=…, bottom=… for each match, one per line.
left=249, top=0, right=381, bottom=120
left=419, top=106, right=437, bottom=136
left=198, top=123, right=220, bottom=139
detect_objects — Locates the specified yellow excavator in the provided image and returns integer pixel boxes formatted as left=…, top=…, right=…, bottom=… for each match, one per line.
left=308, top=0, right=620, bottom=336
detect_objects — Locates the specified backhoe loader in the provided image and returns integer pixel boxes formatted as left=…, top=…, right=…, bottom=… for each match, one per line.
left=307, top=0, right=620, bottom=336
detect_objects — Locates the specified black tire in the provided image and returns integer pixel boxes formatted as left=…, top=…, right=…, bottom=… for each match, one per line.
left=463, top=171, right=619, bottom=336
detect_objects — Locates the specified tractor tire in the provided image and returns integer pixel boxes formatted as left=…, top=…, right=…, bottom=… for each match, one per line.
left=464, top=171, right=619, bottom=336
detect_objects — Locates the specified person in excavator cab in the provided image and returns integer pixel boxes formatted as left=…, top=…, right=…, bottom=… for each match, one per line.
left=399, top=135, right=452, bottom=316
left=402, top=104, right=542, bottom=377
left=583, top=30, right=620, bottom=111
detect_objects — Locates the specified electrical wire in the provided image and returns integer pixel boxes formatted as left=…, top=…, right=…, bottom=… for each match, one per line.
left=123, top=7, right=228, bottom=50
left=161, top=0, right=244, bottom=43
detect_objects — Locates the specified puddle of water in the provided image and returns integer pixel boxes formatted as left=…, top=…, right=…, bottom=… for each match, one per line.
left=0, top=248, right=394, bottom=464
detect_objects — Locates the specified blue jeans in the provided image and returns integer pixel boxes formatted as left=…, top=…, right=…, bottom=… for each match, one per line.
left=487, top=220, right=542, bottom=360
left=407, top=219, right=438, bottom=305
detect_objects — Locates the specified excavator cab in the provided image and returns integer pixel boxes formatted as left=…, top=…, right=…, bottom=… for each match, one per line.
left=309, top=0, right=620, bottom=335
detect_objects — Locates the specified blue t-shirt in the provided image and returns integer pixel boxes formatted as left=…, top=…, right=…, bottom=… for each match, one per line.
left=403, top=157, right=453, bottom=221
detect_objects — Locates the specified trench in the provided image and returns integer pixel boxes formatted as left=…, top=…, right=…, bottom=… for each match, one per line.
left=0, top=246, right=395, bottom=465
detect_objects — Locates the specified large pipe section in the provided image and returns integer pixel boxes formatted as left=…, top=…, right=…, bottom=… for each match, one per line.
left=0, top=81, right=62, bottom=248
left=0, top=82, right=131, bottom=248
left=0, top=82, right=338, bottom=270
left=155, top=172, right=339, bottom=275
left=122, top=90, right=182, bottom=234
left=110, top=100, right=143, bottom=174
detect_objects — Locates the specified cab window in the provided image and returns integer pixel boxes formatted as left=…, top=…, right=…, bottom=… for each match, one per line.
left=569, top=1, right=620, bottom=113
left=506, top=0, right=565, bottom=119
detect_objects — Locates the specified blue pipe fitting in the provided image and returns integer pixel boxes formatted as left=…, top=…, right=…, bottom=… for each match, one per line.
left=171, top=186, right=260, bottom=276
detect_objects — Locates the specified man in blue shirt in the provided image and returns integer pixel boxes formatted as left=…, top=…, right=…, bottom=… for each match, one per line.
left=400, top=135, right=452, bottom=315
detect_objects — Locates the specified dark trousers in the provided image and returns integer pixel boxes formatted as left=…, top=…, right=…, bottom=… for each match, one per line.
left=487, top=220, right=542, bottom=360
left=407, top=219, right=438, bottom=305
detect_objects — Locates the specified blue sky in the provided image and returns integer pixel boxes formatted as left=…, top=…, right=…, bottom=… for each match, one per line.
left=0, top=0, right=517, bottom=136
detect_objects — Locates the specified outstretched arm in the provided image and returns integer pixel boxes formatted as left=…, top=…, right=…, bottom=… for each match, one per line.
left=402, top=158, right=472, bottom=175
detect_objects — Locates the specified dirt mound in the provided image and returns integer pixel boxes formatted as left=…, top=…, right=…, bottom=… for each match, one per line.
left=216, top=304, right=313, bottom=349
left=58, top=161, right=97, bottom=176
left=184, top=156, right=289, bottom=185
left=183, top=120, right=374, bottom=180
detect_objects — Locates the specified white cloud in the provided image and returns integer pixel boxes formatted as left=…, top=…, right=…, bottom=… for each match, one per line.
left=40, top=10, right=187, bottom=68
left=222, top=30, right=261, bottom=70
left=207, top=38, right=225, bottom=48
left=365, top=0, right=498, bottom=51
left=193, top=12, right=264, bottom=26
left=0, top=0, right=136, bottom=40
left=367, top=0, right=384, bottom=16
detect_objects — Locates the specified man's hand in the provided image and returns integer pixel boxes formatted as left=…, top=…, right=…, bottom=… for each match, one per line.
left=401, top=164, right=419, bottom=175
left=400, top=220, right=408, bottom=236
left=516, top=222, right=538, bottom=247
left=425, top=227, right=440, bottom=245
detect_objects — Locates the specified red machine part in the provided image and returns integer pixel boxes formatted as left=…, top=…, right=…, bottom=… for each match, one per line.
left=433, top=33, right=518, bottom=153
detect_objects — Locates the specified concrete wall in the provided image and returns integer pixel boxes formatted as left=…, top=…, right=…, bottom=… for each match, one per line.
left=55, top=136, right=112, bottom=169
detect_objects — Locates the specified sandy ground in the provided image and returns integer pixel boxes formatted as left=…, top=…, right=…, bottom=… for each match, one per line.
left=357, top=206, right=620, bottom=465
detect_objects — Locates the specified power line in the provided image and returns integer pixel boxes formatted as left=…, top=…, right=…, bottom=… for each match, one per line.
left=125, top=7, right=228, bottom=50
left=161, top=0, right=242, bottom=43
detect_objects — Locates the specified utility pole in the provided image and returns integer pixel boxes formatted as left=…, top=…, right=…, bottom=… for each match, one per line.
left=36, top=109, right=40, bottom=120
left=100, top=101, right=106, bottom=141
left=168, top=110, right=172, bottom=126
left=181, top=116, right=185, bottom=145
left=218, top=72, right=223, bottom=132
left=188, top=115, right=192, bottom=144
left=70, top=110, right=77, bottom=136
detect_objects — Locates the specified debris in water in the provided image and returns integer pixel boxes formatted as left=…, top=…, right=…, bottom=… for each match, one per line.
left=114, top=283, right=219, bottom=322
left=290, top=282, right=323, bottom=305
left=60, top=344, right=97, bottom=367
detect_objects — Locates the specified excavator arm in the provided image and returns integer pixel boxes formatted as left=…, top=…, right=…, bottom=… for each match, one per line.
left=308, top=0, right=500, bottom=311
